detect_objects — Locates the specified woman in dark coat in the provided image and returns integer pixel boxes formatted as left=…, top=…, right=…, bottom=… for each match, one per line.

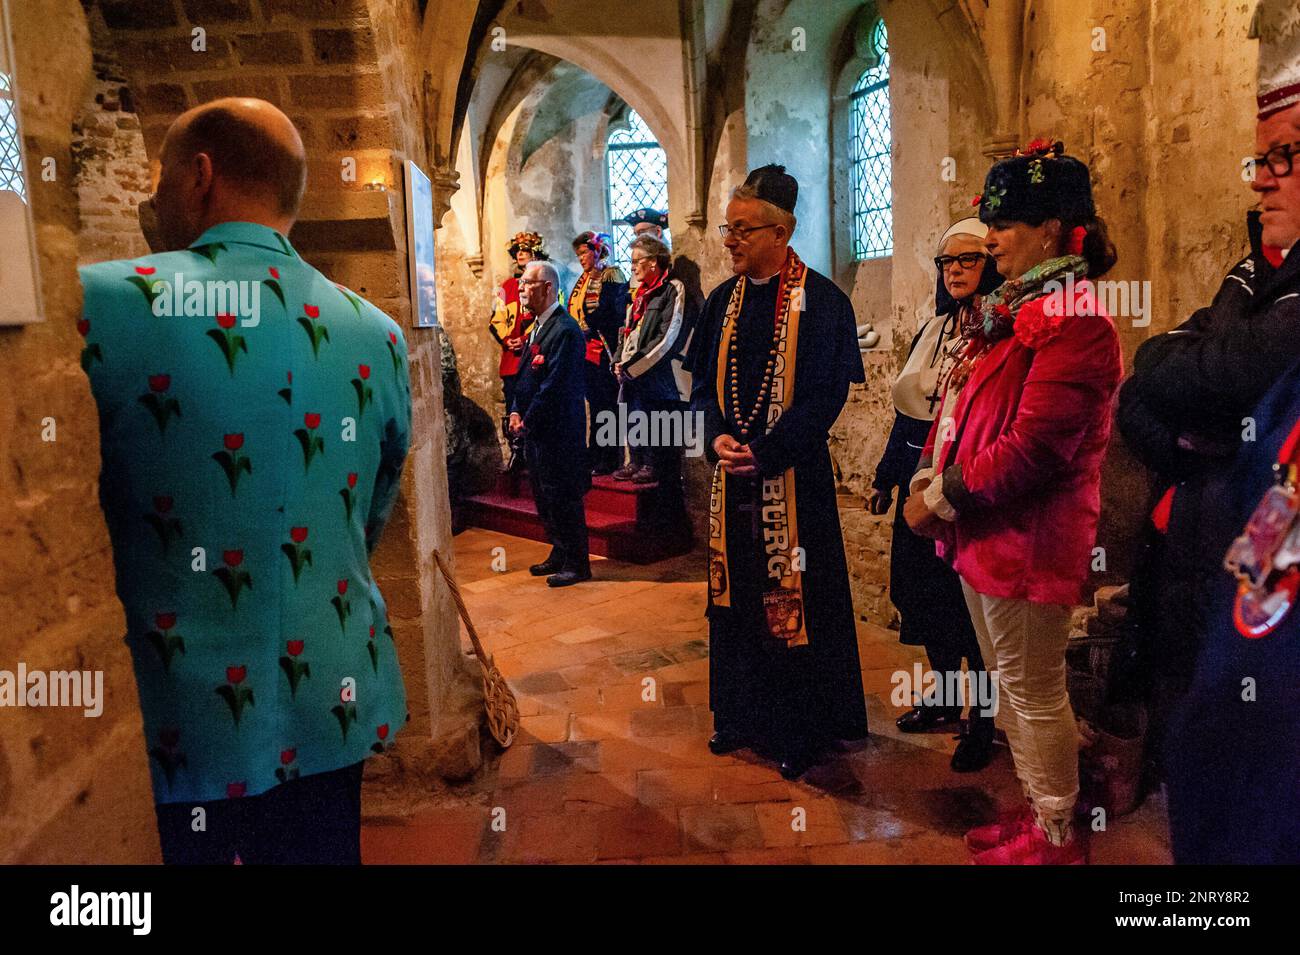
left=869, top=216, right=1001, bottom=772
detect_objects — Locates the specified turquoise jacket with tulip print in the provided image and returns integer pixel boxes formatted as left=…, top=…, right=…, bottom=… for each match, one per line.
left=77, top=221, right=412, bottom=805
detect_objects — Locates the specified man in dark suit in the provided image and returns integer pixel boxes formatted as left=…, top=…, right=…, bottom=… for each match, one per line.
left=509, top=260, right=593, bottom=586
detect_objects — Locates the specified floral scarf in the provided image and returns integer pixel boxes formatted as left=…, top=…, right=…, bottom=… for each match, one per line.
left=943, top=254, right=1088, bottom=394
left=980, top=254, right=1088, bottom=341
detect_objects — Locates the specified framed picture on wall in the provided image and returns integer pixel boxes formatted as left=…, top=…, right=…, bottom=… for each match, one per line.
left=0, top=0, right=44, bottom=326
left=403, top=159, right=438, bottom=328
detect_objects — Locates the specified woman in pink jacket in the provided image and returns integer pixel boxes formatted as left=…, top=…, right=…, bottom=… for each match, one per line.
left=905, top=140, right=1122, bottom=865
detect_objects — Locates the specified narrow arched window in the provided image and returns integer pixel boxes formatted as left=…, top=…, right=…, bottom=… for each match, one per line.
left=850, top=19, right=891, bottom=258
left=606, top=108, right=668, bottom=273
left=0, top=71, right=27, bottom=202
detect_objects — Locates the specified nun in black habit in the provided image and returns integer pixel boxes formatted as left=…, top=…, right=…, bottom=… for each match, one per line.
left=867, top=216, right=1002, bottom=772
left=690, top=164, right=868, bottom=779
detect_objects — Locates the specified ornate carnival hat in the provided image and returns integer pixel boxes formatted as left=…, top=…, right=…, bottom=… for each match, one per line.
left=623, top=207, right=669, bottom=229
left=507, top=230, right=547, bottom=257
left=976, top=138, right=1095, bottom=226
left=572, top=230, right=614, bottom=262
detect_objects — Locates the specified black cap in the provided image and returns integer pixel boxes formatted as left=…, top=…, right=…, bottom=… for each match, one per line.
left=623, top=207, right=668, bottom=228
left=743, top=164, right=798, bottom=214
left=977, top=140, right=1095, bottom=226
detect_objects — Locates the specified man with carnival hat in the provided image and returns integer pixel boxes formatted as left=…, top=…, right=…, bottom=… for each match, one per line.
left=489, top=231, right=548, bottom=470
left=1120, top=0, right=1300, bottom=863
left=690, top=164, right=867, bottom=780
left=623, top=207, right=670, bottom=243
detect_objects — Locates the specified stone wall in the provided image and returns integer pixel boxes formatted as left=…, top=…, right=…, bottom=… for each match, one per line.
left=0, top=0, right=160, bottom=864
left=72, top=10, right=152, bottom=265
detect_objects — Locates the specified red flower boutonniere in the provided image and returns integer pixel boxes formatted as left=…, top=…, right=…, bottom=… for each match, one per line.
left=1014, top=298, right=1071, bottom=350
left=532, top=353, right=545, bottom=367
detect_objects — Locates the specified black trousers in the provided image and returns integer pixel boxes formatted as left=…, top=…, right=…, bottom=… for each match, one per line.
left=526, top=443, right=590, bottom=573
left=153, top=761, right=364, bottom=865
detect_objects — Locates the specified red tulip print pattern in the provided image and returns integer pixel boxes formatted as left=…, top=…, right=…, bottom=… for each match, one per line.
left=263, top=266, right=286, bottom=310
left=78, top=318, right=102, bottom=370
left=278, top=369, right=292, bottom=405
left=143, top=494, right=183, bottom=553
left=370, top=723, right=391, bottom=754
left=216, top=665, right=255, bottom=728
left=367, top=624, right=379, bottom=674
left=340, top=471, right=358, bottom=522
left=214, top=549, right=252, bottom=608
left=278, top=639, right=311, bottom=699
left=331, top=578, right=351, bottom=632
left=295, top=412, right=325, bottom=472
left=275, top=747, right=300, bottom=783
left=138, top=373, right=182, bottom=433
left=147, top=727, right=188, bottom=790
left=207, top=313, right=248, bottom=375
left=280, top=525, right=313, bottom=582
left=125, top=264, right=164, bottom=308
left=351, top=364, right=374, bottom=416
left=212, top=432, right=252, bottom=495
left=227, top=782, right=247, bottom=799
left=145, top=611, right=186, bottom=673
left=386, top=330, right=401, bottom=375
left=298, top=303, right=330, bottom=357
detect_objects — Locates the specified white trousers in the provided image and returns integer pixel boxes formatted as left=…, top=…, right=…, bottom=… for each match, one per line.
left=961, top=581, right=1078, bottom=819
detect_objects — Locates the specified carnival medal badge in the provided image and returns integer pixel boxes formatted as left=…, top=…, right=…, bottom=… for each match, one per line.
left=1225, top=466, right=1300, bottom=639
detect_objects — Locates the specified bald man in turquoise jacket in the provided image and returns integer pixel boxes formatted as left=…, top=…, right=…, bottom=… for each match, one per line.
left=77, top=97, right=412, bottom=864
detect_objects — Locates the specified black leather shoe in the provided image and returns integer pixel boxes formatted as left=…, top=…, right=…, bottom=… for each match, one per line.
left=895, top=706, right=962, bottom=733
left=708, top=731, right=747, bottom=756
left=950, top=723, right=995, bottom=773
left=547, top=568, right=592, bottom=587
left=529, top=559, right=561, bottom=577
left=779, top=750, right=817, bottom=780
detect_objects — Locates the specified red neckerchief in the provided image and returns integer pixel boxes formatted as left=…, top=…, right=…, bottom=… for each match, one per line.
left=629, top=268, right=668, bottom=325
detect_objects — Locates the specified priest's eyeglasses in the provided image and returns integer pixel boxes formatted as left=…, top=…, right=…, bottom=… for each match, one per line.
left=934, top=252, right=986, bottom=272
left=718, top=223, right=779, bottom=240
left=1253, top=140, right=1300, bottom=179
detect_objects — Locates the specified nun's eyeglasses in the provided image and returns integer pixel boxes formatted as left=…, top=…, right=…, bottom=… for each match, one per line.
left=934, top=252, right=986, bottom=272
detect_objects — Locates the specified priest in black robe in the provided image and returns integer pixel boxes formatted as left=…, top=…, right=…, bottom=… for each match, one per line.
left=690, top=164, right=868, bottom=779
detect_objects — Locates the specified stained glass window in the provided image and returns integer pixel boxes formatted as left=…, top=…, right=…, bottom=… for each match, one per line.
left=0, top=71, right=26, bottom=203
left=850, top=20, right=891, bottom=258
left=606, top=109, right=668, bottom=273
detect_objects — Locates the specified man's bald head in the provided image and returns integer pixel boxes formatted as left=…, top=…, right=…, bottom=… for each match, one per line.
left=146, top=97, right=307, bottom=251
left=165, top=98, right=307, bottom=215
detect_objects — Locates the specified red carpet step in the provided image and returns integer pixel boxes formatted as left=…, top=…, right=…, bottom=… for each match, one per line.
left=461, top=469, right=693, bottom=564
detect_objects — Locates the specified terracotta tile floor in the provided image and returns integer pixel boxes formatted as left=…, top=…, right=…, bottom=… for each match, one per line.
left=361, top=527, right=1172, bottom=864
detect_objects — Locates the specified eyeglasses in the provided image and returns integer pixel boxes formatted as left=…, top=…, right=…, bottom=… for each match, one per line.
left=718, top=223, right=779, bottom=240
left=520, top=278, right=551, bottom=288
left=630, top=255, right=653, bottom=265
left=1252, top=140, right=1300, bottom=179
left=933, top=252, right=986, bottom=272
